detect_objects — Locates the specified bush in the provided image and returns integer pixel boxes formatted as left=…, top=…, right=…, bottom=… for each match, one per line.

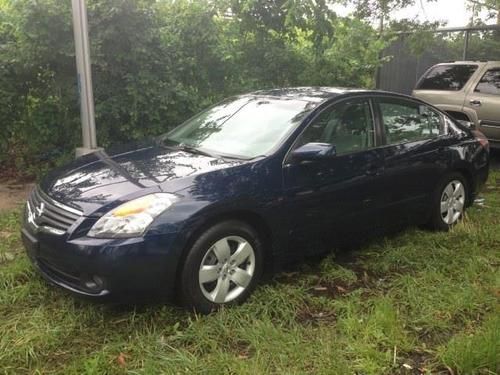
left=0, top=0, right=386, bottom=178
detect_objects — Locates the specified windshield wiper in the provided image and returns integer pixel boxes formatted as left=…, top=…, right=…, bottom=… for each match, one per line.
left=160, top=138, right=249, bottom=160
left=159, top=137, right=216, bottom=157
left=176, top=144, right=217, bottom=158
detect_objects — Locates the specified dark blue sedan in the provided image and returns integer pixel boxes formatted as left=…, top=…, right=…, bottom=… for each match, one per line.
left=21, top=88, right=490, bottom=313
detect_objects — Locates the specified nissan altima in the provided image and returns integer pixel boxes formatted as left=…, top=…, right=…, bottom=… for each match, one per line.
left=21, top=88, right=490, bottom=313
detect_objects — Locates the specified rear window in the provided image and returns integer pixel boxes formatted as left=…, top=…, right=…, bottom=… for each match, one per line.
left=475, top=68, right=500, bottom=95
left=416, top=64, right=478, bottom=91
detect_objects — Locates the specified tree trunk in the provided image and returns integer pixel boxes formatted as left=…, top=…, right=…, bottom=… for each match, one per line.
left=496, top=1, right=499, bottom=39
left=379, top=12, right=384, bottom=33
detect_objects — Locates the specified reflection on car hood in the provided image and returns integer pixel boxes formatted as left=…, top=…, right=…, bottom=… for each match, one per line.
left=39, top=143, right=244, bottom=214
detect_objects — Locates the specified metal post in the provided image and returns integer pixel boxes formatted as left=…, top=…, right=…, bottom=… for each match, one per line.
left=71, top=0, right=98, bottom=157
left=463, top=30, right=470, bottom=61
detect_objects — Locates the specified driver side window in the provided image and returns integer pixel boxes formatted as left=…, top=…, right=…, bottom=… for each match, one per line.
left=295, top=99, right=375, bottom=155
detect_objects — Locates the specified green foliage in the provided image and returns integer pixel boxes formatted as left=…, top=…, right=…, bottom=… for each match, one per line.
left=402, top=28, right=500, bottom=61
left=0, top=0, right=387, bottom=177
left=438, top=315, right=500, bottom=374
left=344, top=0, right=438, bottom=31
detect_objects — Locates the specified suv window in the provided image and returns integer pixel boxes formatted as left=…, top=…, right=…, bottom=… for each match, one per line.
left=295, top=99, right=375, bottom=155
left=416, top=64, right=478, bottom=91
left=378, top=98, right=442, bottom=144
left=475, top=68, right=500, bottom=95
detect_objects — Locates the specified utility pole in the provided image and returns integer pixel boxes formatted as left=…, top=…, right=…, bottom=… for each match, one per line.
left=463, top=29, right=470, bottom=60
left=71, top=0, right=98, bottom=157
left=464, top=3, right=476, bottom=61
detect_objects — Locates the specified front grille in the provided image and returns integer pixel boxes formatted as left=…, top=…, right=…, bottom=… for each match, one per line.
left=27, top=187, right=83, bottom=233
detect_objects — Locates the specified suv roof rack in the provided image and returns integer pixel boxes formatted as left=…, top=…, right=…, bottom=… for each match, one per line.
left=449, top=60, right=489, bottom=63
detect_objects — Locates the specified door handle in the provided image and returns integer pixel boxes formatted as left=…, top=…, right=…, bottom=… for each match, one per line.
left=365, top=164, right=383, bottom=176
left=469, top=99, right=482, bottom=107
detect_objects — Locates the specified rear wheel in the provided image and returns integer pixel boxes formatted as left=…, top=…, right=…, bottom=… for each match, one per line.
left=428, top=173, right=468, bottom=231
left=178, top=220, right=263, bottom=314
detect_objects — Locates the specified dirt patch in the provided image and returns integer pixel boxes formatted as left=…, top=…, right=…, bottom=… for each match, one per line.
left=0, top=179, right=34, bottom=212
left=395, top=350, right=436, bottom=375
left=231, top=339, right=255, bottom=360
left=296, top=302, right=337, bottom=326
left=308, top=269, right=390, bottom=304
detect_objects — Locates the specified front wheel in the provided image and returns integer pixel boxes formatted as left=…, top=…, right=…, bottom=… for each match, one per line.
left=428, top=173, right=468, bottom=231
left=178, top=220, right=263, bottom=314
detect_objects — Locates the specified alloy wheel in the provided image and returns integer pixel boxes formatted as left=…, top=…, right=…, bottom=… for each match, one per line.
left=440, top=180, right=465, bottom=225
left=198, top=236, right=256, bottom=303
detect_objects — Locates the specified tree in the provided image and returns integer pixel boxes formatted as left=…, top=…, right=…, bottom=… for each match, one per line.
left=0, top=0, right=392, bottom=177
left=468, top=0, right=500, bottom=25
left=343, top=0, right=437, bottom=32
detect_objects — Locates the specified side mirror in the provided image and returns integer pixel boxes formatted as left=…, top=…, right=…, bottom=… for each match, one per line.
left=456, top=119, right=474, bottom=129
left=290, top=142, right=336, bottom=161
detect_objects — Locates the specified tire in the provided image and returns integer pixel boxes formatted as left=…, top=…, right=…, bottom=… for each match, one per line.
left=178, top=220, right=263, bottom=314
left=428, top=172, right=468, bottom=231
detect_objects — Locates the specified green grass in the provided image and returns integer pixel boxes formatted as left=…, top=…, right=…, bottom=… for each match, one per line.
left=1, top=172, right=499, bottom=374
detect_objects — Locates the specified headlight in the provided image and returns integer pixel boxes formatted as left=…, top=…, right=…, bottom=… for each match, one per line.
left=87, top=193, right=178, bottom=238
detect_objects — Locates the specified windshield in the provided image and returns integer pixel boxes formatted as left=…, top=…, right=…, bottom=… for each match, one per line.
left=164, top=96, right=315, bottom=158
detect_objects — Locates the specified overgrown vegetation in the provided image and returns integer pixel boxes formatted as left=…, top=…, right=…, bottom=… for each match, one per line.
left=0, top=168, right=498, bottom=373
left=1, top=0, right=499, bottom=178
left=0, top=0, right=388, bottom=177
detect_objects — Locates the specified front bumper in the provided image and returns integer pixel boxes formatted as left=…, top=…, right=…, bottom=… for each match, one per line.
left=21, top=225, right=182, bottom=300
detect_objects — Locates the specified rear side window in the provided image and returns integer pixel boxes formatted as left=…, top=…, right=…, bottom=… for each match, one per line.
left=416, top=64, right=478, bottom=91
left=475, top=68, right=500, bottom=95
left=378, top=99, right=442, bottom=145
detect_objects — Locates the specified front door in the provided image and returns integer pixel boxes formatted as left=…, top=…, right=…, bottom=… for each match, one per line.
left=283, top=98, right=386, bottom=255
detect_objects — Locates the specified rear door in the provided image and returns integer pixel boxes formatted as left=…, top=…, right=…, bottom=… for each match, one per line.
left=464, top=67, right=500, bottom=144
left=374, top=96, right=449, bottom=223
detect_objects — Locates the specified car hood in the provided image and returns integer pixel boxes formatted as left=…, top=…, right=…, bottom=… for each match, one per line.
left=40, top=142, right=245, bottom=215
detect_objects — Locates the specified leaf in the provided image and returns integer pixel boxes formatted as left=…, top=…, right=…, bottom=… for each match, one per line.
left=335, top=285, right=347, bottom=293
left=313, top=286, right=328, bottom=291
left=116, top=352, right=127, bottom=368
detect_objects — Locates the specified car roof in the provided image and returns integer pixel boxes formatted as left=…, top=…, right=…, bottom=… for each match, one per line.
left=434, top=61, right=500, bottom=66
left=247, top=87, right=376, bottom=104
